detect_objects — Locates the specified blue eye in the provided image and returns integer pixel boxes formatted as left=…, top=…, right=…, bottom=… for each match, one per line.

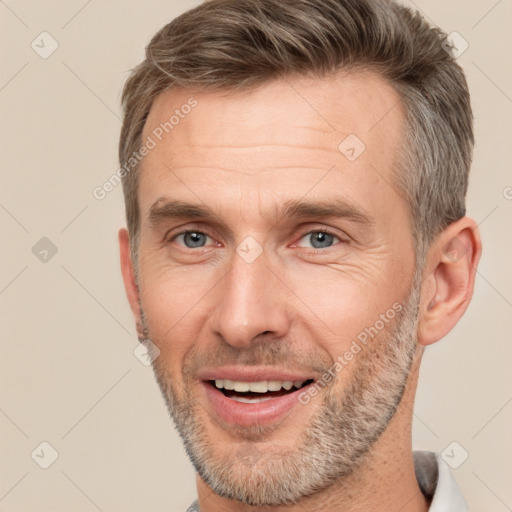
left=169, top=229, right=343, bottom=252
left=298, top=231, right=340, bottom=249
left=175, top=231, right=211, bottom=248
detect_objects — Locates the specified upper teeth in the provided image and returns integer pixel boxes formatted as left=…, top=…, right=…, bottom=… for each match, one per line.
left=214, top=379, right=306, bottom=393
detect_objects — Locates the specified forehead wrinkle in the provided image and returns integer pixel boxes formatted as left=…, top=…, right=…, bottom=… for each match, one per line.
left=166, top=165, right=339, bottom=175
left=160, top=148, right=344, bottom=178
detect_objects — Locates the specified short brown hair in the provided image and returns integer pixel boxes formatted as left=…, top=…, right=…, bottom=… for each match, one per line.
left=119, top=0, right=473, bottom=266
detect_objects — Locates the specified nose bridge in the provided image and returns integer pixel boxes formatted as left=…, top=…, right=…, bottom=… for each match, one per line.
left=210, top=248, right=289, bottom=347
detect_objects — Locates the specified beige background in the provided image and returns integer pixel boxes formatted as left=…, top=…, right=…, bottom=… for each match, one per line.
left=1, top=0, right=511, bottom=510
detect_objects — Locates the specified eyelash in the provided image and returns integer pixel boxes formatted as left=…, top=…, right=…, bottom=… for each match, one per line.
left=167, top=226, right=346, bottom=253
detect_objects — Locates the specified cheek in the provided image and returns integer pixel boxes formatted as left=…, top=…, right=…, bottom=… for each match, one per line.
left=138, top=267, right=215, bottom=365
left=284, top=264, right=405, bottom=350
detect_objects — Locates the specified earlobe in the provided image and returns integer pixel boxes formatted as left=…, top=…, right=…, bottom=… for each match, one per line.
left=119, top=228, right=142, bottom=331
left=417, top=217, right=482, bottom=346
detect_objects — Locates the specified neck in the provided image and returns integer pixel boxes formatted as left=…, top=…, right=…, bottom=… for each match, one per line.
left=195, top=353, right=429, bottom=512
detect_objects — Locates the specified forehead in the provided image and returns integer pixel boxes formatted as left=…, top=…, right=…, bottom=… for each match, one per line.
left=139, top=71, right=407, bottom=221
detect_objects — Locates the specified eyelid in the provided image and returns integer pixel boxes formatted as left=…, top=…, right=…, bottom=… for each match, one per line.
left=164, top=223, right=216, bottom=242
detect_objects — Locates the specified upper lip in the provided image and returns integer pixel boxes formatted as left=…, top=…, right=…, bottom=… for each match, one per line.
left=197, top=366, right=316, bottom=383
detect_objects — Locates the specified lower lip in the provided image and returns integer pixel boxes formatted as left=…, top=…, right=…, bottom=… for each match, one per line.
left=200, top=381, right=311, bottom=427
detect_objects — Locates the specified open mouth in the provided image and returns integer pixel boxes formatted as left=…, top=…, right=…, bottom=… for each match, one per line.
left=207, top=379, right=315, bottom=403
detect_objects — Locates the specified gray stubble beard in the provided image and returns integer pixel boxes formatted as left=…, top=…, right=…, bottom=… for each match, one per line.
left=147, top=275, right=421, bottom=506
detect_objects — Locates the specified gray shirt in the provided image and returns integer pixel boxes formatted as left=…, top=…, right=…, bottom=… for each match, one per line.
left=185, top=450, right=468, bottom=511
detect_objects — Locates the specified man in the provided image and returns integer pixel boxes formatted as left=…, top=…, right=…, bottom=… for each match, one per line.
left=118, top=0, right=482, bottom=510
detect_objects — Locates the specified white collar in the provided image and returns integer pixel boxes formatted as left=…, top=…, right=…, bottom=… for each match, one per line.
left=414, top=450, right=468, bottom=511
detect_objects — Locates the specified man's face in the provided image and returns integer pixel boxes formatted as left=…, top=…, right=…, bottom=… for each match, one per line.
left=134, top=72, right=420, bottom=505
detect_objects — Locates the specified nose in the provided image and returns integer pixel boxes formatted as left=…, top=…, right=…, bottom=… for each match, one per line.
left=209, top=249, right=290, bottom=348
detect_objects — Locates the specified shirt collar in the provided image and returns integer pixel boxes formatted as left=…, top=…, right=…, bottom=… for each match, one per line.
left=414, top=450, right=468, bottom=511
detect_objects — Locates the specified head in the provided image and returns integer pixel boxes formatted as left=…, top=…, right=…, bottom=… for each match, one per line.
left=118, top=0, right=481, bottom=506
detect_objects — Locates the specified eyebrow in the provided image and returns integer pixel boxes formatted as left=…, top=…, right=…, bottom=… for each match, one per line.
left=148, top=197, right=374, bottom=229
left=279, top=198, right=374, bottom=226
left=149, top=199, right=216, bottom=227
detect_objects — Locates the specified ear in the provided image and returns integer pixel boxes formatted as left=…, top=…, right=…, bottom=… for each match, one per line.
left=418, top=217, right=482, bottom=346
left=119, top=228, right=143, bottom=337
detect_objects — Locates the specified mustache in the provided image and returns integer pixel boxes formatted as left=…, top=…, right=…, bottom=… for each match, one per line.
left=182, top=337, right=332, bottom=378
